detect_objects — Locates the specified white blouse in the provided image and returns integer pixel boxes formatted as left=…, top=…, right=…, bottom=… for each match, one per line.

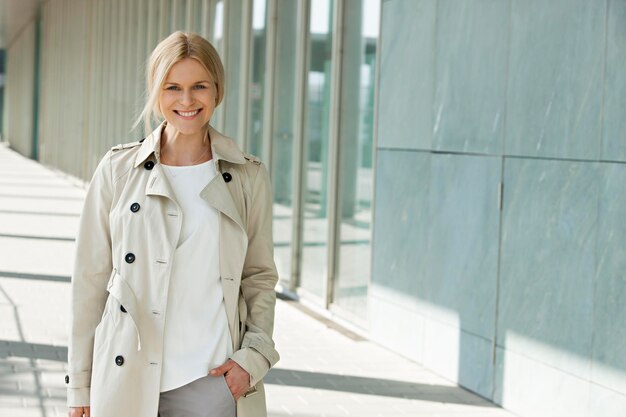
left=159, top=158, right=233, bottom=392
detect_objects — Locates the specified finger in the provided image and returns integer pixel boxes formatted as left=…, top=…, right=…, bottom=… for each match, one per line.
left=228, top=384, right=240, bottom=401
left=209, top=360, right=233, bottom=376
left=224, top=375, right=241, bottom=392
left=68, top=408, right=82, bottom=417
left=222, top=372, right=244, bottom=397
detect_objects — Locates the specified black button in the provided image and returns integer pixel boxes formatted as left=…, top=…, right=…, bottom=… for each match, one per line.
left=144, top=160, right=154, bottom=170
left=125, top=253, right=135, bottom=263
left=120, top=305, right=127, bottom=313
left=130, top=202, right=140, bottom=213
left=65, top=375, right=69, bottom=384
left=115, top=355, right=124, bottom=366
left=222, top=172, right=232, bottom=183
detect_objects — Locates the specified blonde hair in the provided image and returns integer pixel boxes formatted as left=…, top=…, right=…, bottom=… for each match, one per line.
left=134, top=31, right=225, bottom=135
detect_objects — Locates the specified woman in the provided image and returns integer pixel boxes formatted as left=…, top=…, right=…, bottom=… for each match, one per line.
left=66, top=31, right=279, bottom=417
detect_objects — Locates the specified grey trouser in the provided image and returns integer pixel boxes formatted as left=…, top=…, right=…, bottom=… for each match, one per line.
left=158, top=375, right=236, bottom=417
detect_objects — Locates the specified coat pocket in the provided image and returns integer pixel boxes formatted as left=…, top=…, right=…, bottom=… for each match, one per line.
left=93, top=300, right=114, bottom=359
left=92, top=268, right=117, bottom=355
left=237, top=286, right=247, bottom=345
left=106, top=270, right=142, bottom=351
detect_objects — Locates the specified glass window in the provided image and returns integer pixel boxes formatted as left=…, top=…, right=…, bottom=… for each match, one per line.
left=332, top=0, right=380, bottom=319
left=190, top=0, right=203, bottom=33
left=209, top=0, right=225, bottom=131
left=300, top=0, right=334, bottom=299
left=169, top=0, right=185, bottom=31
left=222, top=0, right=244, bottom=138
left=157, top=0, right=170, bottom=39
left=271, top=0, right=300, bottom=288
left=247, top=0, right=267, bottom=158
left=178, top=0, right=188, bottom=30
left=212, top=0, right=224, bottom=51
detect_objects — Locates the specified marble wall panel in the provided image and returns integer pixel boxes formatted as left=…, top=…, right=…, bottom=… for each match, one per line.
left=592, top=163, right=626, bottom=394
left=423, top=318, right=494, bottom=399
left=425, top=154, right=501, bottom=339
left=371, top=150, right=501, bottom=397
left=377, top=0, right=436, bottom=150
left=5, top=21, right=36, bottom=158
left=432, top=0, right=509, bottom=154
left=369, top=289, right=425, bottom=364
left=371, top=149, right=431, bottom=306
left=498, top=158, right=597, bottom=379
left=494, top=346, right=590, bottom=417
left=600, top=0, right=626, bottom=161
left=505, top=0, right=606, bottom=159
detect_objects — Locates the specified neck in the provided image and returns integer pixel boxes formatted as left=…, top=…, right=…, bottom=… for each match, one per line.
left=160, top=123, right=212, bottom=166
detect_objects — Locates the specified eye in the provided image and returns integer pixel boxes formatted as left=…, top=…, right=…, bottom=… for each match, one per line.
left=193, top=84, right=208, bottom=90
left=165, top=85, right=180, bottom=91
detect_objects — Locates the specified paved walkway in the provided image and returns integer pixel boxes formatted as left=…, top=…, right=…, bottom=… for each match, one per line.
left=0, top=143, right=516, bottom=417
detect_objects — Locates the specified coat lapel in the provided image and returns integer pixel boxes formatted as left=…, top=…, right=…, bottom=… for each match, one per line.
left=200, top=171, right=248, bottom=344
left=199, top=175, right=245, bottom=232
left=144, top=164, right=177, bottom=201
left=132, top=121, right=248, bottom=345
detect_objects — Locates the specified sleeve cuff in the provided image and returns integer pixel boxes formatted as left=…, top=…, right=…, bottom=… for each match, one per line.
left=230, top=347, right=271, bottom=387
left=65, top=370, right=91, bottom=388
left=67, top=387, right=90, bottom=407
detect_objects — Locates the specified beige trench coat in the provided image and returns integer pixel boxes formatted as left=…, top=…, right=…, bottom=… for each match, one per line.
left=66, top=122, right=280, bottom=417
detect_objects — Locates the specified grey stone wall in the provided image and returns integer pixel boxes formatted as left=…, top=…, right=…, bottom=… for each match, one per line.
left=371, top=1, right=626, bottom=416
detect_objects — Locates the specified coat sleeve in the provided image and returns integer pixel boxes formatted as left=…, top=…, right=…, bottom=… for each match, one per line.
left=230, top=162, right=280, bottom=387
left=66, top=150, right=114, bottom=407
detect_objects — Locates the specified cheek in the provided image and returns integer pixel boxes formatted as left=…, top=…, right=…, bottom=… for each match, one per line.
left=159, top=92, right=178, bottom=109
left=194, top=96, right=215, bottom=114
left=199, top=90, right=216, bottom=106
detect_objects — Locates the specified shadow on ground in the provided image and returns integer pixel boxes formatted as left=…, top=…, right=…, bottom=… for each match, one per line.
left=267, top=368, right=493, bottom=405
left=0, top=342, right=493, bottom=407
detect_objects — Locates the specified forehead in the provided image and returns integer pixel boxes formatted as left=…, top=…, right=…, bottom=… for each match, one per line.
left=165, top=58, right=213, bottom=83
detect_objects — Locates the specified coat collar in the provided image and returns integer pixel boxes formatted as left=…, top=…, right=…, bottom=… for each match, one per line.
left=133, top=121, right=247, bottom=169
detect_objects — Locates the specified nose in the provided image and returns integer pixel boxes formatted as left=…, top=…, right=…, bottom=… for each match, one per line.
left=179, top=89, right=194, bottom=106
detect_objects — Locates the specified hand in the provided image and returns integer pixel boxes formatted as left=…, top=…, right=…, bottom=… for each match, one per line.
left=68, top=407, right=90, bottom=417
left=209, top=359, right=250, bottom=400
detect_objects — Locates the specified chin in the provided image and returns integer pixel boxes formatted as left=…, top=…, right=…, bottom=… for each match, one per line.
left=167, top=120, right=209, bottom=136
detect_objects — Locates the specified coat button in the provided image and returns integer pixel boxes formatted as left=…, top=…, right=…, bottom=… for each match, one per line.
left=115, top=355, right=124, bottom=366
left=120, top=305, right=127, bottom=313
left=65, top=375, right=69, bottom=384
left=222, top=172, right=232, bottom=183
left=130, top=202, right=140, bottom=213
left=125, top=253, right=135, bottom=263
left=144, top=160, right=154, bottom=170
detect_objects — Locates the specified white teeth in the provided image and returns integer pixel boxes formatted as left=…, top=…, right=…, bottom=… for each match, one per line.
left=178, top=110, right=199, bottom=117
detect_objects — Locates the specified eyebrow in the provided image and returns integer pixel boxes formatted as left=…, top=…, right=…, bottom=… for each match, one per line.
left=164, top=80, right=213, bottom=85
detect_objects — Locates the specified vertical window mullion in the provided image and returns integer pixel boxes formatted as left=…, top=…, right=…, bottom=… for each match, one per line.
left=238, top=0, right=253, bottom=149
left=262, top=0, right=277, bottom=170
left=291, top=0, right=312, bottom=293
left=325, top=0, right=344, bottom=308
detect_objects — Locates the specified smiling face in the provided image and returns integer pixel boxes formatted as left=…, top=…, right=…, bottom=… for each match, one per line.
left=158, top=57, right=217, bottom=136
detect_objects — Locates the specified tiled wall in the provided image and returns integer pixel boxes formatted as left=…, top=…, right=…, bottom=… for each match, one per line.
left=5, top=0, right=226, bottom=181
left=4, top=19, right=36, bottom=158
left=372, top=1, right=626, bottom=416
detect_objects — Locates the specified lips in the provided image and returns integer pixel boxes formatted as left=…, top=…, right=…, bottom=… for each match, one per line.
left=174, top=109, right=202, bottom=118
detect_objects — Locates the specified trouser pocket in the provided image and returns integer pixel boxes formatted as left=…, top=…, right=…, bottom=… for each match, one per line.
left=158, top=375, right=236, bottom=417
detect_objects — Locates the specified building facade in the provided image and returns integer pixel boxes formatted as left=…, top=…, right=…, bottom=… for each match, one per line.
left=2, top=1, right=626, bottom=416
